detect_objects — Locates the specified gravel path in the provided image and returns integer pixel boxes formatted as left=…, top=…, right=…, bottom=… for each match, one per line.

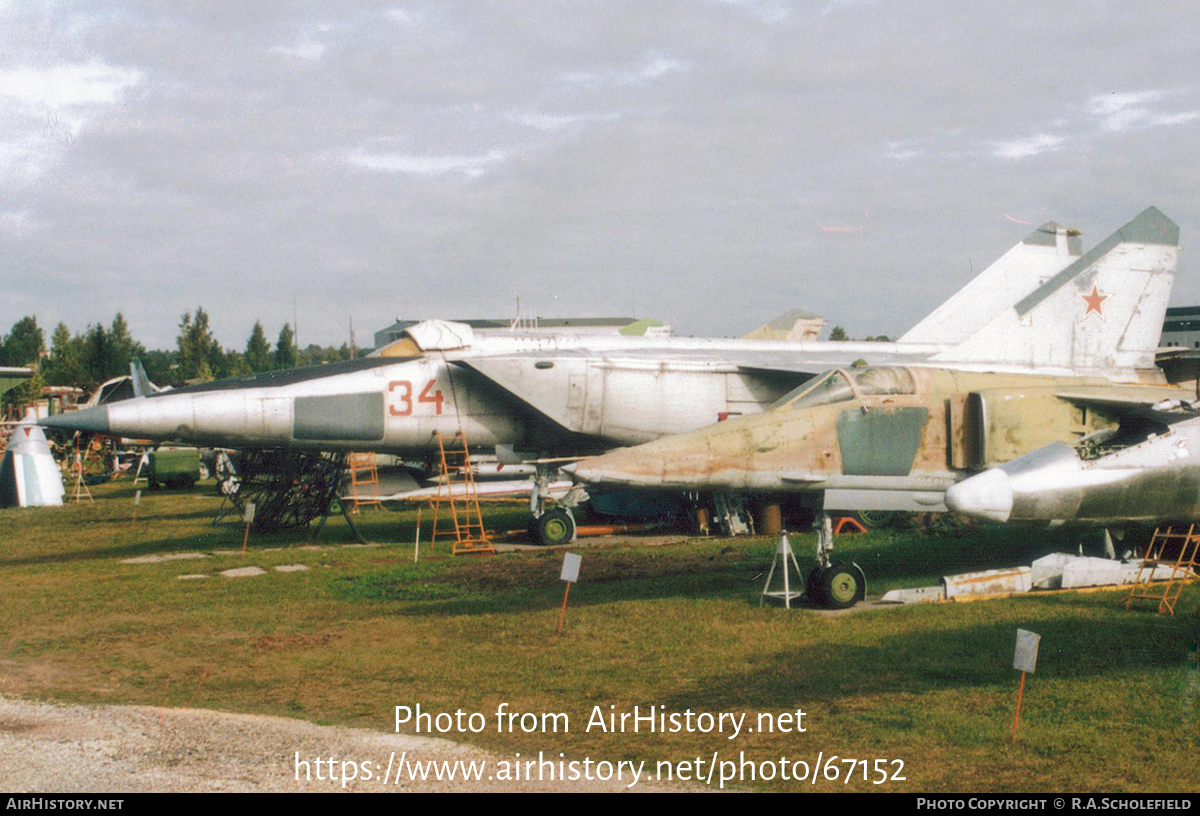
left=0, top=696, right=687, bottom=793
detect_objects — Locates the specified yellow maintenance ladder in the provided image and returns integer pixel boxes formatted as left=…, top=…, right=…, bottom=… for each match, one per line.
left=429, top=431, right=494, bottom=556
left=346, top=452, right=383, bottom=512
left=1123, top=524, right=1200, bottom=616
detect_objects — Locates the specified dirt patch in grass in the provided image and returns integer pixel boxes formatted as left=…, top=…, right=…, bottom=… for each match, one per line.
left=436, top=544, right=751, bottom=592
left=0, top=659, right=84, bottom=697
left=254, top=633, right=339, bottom=651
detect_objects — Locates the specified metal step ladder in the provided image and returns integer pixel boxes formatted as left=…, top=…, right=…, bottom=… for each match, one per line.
left=346, top=452, right=383, bottom=512
left=429, top=431, right=494, bottom=556
left=1123, top=524, right=1200, bottom=616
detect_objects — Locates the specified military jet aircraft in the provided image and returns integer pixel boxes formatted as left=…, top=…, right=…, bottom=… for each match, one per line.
left=38, top=210, right=1160, bottom=541
left=39, top=215, right=1083, bottom=449
left=567, top=208, right=1182, bottom=605
left=944, top=404, right=1200, bottom=526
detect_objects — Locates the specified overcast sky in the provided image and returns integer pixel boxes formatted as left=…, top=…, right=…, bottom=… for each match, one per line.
left=2, top=1, right=1198, bottom=351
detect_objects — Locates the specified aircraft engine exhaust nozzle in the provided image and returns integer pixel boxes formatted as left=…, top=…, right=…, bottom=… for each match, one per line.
left=944, top=468, right=1014, bottom=523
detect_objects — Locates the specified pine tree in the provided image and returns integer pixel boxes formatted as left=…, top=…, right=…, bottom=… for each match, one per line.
left=177, top=308, right=222, bottom=382
left=274, top=323, right=297, bottom=370
left=81, top=323, right=110, bottom=384
left=1, top=316, right=44, bottom=367
left=107, top=313, right=145, bottom=379
left=245, top=321, right=273, bottom=372
left=43, top=323, right=86, bottom=386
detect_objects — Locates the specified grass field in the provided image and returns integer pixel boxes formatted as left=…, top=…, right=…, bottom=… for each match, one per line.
left=1, top=481, right=1197, bottom=792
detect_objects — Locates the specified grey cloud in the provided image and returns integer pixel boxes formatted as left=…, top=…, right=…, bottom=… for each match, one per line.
left=345, top=146, right=509, bottom=178
left=2, top=0, right=1200, bottom=348
left=1088, top=88, right=1200, bottom=132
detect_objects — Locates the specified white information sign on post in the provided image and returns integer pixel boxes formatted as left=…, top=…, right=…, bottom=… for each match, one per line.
left=241, top=502, right=257, bottom=555
left=557, top=553, right=582, bottom=634
left=1011, top=628, right=1040, bottom=742
left=1013, top=629, right=1040, bottom=674
left=560, top=552, right=582, bottom=584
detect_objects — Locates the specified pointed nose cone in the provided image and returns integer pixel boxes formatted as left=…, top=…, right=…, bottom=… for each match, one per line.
left=39, top=405, right=111, bottom=435
left=559, top=462, right=578, bottom=479
left=567, top=454, right=626, bottom=486
left=945, top=468, right=1014, bottom=523
left=567, top=448, right=659, bottom=487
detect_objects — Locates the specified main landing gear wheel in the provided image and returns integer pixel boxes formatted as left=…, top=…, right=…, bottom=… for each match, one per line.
left=537, top=507, right=576, bottom=546
left=816, top=562, right=866, bottom=610
left=854, top=510, right=897, bottom=529
left=805, top=566, right=827, bottom=607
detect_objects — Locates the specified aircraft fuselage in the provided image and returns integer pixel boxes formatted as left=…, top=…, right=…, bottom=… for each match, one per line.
left=569, top=366, right=1188, bottom=513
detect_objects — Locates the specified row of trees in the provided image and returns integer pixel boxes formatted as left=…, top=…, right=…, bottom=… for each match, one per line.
left=1, top=310, right=362, bottom=397
left=173, top=309, right=317, bottom=382
left=828, top=326, right=891, bottom=342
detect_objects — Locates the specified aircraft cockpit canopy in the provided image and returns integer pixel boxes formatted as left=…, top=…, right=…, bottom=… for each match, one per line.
left=852, top=366, right=917, bottom=397
left=774, top=367, right=916, bottom=410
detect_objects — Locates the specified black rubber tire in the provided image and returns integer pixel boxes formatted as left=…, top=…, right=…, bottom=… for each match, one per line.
left=854, top=510, right=897, bottom=529
left=819, top=562, right=866, bottom=609
left=805, top=566, right=827, bottom=606
left=537, top=507, right=576, bottom=546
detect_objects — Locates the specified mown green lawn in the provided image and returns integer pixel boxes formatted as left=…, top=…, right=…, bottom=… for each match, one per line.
left=1, top=481, right=1196, bottom=792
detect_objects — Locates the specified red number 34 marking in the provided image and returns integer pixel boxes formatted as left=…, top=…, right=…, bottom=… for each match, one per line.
left=388, top=380, right=445, bottom=416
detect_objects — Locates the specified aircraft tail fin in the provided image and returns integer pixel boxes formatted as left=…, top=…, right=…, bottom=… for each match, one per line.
left=931, top=207, right=1179, bottom=377
left=899, top=221, right=1082, bottom=345
left=742, top=309, right=825, bottom=341
left=130, top=359, right=152, bottom=398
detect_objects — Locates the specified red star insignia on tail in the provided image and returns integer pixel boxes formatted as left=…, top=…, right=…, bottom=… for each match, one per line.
left=1079, top=283, right=1109, bottom=318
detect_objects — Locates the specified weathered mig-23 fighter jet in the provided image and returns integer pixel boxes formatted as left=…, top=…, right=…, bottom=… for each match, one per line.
left=39, top=210, right=1157, bottom=541
left=566, top=208, right=1184, bottom=605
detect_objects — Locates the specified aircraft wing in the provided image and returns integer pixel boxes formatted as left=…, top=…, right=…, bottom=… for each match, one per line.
left=1053, top=386, right=1199, bottom=420
left=460, top=343, right=934, bottom=378
left=779, top=471, right=828, bottom=485
left=0, top=366, right=33, bottom=400
left=1155, top=346, right=1191, bottom=361
left=370, top=478, right=575, bottom=503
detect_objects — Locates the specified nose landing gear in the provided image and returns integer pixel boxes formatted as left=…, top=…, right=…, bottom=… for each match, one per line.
left=806, top=513, right=867, bottom=609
